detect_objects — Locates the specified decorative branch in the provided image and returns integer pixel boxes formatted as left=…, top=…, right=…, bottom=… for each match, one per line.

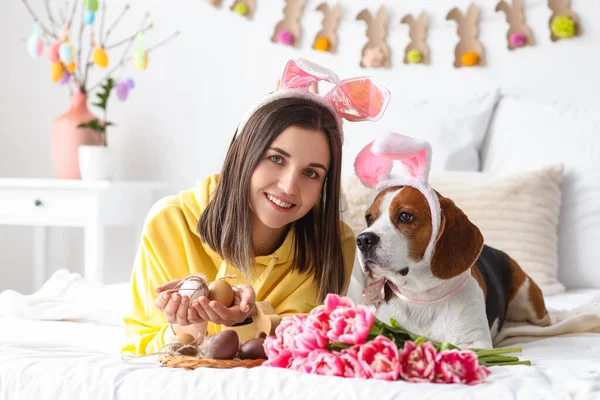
left=76, top=2, right=86, bottom=87
left=67, top=0, right=77, bottom=28
left=44, top=0, right=59, bottom=30
left=87, top=30, right=179, bottom=92
left=59, top=0, right=68, bottom=24
left=99, top=0, right=107, bottom=45
left=102, top=4, right=130, bottom=45
left=22, top=0, right=58, bottom=39
left=105, top=13, right=151, bottom=50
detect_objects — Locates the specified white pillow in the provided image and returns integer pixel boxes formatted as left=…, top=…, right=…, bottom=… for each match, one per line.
left=341, top=88, right=499, bottom=180
left=342, top=165, right=565, bottom=296
left=481, top=96, right=600, bottom=290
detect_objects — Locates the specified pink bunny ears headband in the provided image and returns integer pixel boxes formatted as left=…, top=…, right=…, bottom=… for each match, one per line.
left=236, top=58, right=391, bottom=137
left=354, top=133, right=442, bottom=261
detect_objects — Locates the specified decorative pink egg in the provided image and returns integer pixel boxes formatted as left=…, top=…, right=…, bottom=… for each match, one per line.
left=509, top=32, right=527, bottom=48
left=276, top=30, right=295, bottom=46
left=48, top=42, right=61, bottom=63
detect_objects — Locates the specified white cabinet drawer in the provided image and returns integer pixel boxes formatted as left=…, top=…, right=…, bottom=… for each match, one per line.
left=0, top=189, right=91, bottom=226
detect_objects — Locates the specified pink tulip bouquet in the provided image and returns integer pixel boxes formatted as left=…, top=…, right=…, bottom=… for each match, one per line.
left=263, top=294, right=530, bottom=384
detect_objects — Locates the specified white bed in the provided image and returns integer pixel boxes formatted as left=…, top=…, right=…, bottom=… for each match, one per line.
left=1, top=271, right=599, bottom=400
left=3, top=90, right=600, bottom=398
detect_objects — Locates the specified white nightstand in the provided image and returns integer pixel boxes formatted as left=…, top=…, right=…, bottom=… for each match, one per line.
left=0, top=179, right=165, bottom=289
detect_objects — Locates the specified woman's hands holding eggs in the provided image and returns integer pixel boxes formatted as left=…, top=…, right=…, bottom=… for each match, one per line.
left=193, top=283, right=257, bottom=327
left=155, top=278, right=256, bottom=327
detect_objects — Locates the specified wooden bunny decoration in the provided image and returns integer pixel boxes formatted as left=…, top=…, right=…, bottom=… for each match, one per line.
left=548, top=0, right=581, bottom=41
left=313, top=3, right=341, bottom=53
left=356, top=6, right=391, bottom=69
left=446, top=4, right=485, bottom=68
left=496, top=0, right=535, bottom=50
left=271, top=0, right=306, bottom=47
left=230, top=0, right=255, bottom=19
left=400, top=11, right=430, bottom=65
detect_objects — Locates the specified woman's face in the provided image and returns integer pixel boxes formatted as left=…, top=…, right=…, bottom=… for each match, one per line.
left=249, top=126, right=331, bottom=231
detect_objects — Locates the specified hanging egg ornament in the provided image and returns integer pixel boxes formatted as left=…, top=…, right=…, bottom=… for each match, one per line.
left=84, top=0, right=99, bottom=12
left=132, top=32, right=148, bottom=70
left=133, top=50, right=148, bottom=71
left=124, top=78, right=135, bottom=90
left=92, top=47, right=109, bottom=69
left=85, top=10, right=96, bottom=25
left=115, top=80, right=130, bottom=101
left=59, top=41, right=74, bottom=64
left=51, top=62, right=65, bottom=83
left=48, top=41, right=61, bottom=63
left=66, top=62, right=77, bottom=74
left=26, top=22, right=44, bottom=59
left=58, top=71, right=71, bottom=85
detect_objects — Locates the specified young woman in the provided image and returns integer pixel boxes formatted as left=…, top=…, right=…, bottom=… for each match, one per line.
left=122, top=59, right=390, bottom=355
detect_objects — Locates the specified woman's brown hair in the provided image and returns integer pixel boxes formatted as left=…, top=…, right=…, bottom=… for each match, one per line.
left=198, top=97, right=345, bottom=302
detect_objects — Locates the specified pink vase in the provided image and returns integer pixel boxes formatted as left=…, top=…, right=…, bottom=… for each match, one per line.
left=50, top=90, right=105, bottom=179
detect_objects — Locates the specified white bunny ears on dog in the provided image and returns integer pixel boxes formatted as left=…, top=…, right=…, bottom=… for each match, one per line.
left=354, top=132, right=432, bottom=188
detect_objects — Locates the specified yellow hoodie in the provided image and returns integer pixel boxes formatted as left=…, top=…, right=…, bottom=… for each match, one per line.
left=122, top=174, right=356, bottom=355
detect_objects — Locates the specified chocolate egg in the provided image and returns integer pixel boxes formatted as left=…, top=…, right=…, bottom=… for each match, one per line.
left=208, top=279, right=234, bottom=307
left=237, top=337, right=267, bottom=360
left=202, top=330, right=240, bottom=360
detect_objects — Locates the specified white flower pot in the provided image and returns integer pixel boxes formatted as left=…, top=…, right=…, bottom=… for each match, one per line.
left=78, top=145, right=115, bottom=181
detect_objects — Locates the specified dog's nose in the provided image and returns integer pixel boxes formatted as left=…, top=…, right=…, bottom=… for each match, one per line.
left=356, top=232, right=380, bottom=252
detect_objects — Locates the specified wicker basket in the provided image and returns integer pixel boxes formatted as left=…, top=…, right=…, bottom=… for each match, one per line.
left=159, top=355, right=265, bottom=370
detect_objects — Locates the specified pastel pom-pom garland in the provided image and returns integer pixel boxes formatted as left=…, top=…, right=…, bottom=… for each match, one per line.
left=407, top=49, right=423, bottom=64
left=509, top=32, right=527, bottom=48
left=234, top=3, right=248, bottom=16
left=276, top=30, right=294, bottom=46
left=313, top=37, right=330, bottom=52
left=551, top=15, right=576, bottom=39
left=461, top=51, right=479, bottom=66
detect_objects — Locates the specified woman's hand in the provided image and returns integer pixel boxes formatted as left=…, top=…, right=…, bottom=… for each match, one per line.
left=190, top=284, right=256, bottom=327
left=154, top=279, right=207, bottom=326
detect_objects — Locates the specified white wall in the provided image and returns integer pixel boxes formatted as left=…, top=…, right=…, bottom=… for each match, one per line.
left=1, top=0, right=599, bottom=293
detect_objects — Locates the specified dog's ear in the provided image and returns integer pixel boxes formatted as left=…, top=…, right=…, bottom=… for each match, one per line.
left=430, top=192, right=483, bottom=279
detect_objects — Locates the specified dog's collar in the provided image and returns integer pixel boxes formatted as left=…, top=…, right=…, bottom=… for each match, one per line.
left=362, top=268, right=472, bottom=307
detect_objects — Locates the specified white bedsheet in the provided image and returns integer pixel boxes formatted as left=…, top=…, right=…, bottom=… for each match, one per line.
left=1, top=274, right=600, bottom=400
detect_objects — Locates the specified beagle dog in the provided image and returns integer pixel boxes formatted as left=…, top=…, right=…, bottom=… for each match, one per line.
left=354, top=133, right=551, bottom=350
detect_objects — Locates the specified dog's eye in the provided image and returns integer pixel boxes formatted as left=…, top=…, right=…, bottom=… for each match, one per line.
left=365, top=213, right=373, bottom=226
left=398, top=212, right=415, bottom=223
